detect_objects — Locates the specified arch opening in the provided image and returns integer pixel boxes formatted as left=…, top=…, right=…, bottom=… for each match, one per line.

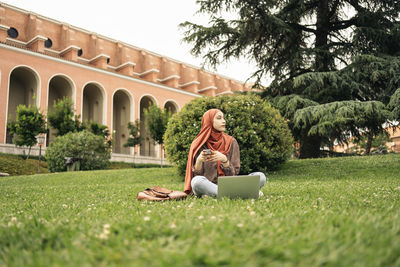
left=6, top=67, right=39, bottom=144
left=140, top=96, right=156, bottom=157
left=82, top=83, right=104, bottom=124
left=164, top=101, right=178, bottom=114
left=47, top=75, right=74, bottom=143
left=113, top=90, right=131, bottom=154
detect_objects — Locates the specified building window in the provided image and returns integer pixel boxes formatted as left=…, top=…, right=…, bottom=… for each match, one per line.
left=78, top=49, right=83, bottom=57
left=45, top=38, right=53, bottom=48
left=107, top=58, right=110, bottom=64
left=7, top=27, right=18, bottom=38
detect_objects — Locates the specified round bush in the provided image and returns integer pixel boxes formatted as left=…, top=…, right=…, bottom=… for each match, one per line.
left=45, top=130, right=111, bottom=172
left=164, top=94, right=293, bottom=176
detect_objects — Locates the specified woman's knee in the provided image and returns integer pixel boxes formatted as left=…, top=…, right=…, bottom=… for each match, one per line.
left=191, top=176, right=218, bottom=197
left=191, top=176, right=207, bottom=192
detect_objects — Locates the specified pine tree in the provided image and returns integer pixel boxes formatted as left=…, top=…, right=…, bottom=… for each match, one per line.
left=293, top=100, right=390, bottom=155
left=294, top=54, right=400, bottom=104
left=389, top=87, right=400, bottom=121
left=181, top=0, right=400, bottom=102
left=268, top=94, right=321, bottom=158
left=182, top=0, right=400, bottom=157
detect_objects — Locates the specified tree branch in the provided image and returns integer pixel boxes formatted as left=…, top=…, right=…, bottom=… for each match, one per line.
left=330, top=18, right=358, bottom=30
left=289, top=23, right=317, bottom=33
left=328, top=0, right=341, bottom=18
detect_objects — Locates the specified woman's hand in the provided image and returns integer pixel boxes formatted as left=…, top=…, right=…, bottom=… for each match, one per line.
left=194, top=150, right=208, bottom=171
left=196, top=150, right=207, bottom=164
left=205, top=150, right=228, bottom=163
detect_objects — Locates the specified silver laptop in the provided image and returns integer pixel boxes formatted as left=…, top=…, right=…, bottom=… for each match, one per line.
left=217, top=175, right=260, bottom=199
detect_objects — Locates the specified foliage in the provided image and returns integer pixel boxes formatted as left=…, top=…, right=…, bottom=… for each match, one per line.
left=85, top=121, right=109, bottom=137
left=124, top=119, right=142, bottom=160
left=0, top=154, right=400, bottom=266
left=144, top=105, right=171, bottom=145
left=45, top=130, right=111, bottom=172
left=293, top=100, right=390, bottom=154
left=353, top=131, right=392, bottom=154
left=181, top=0, right=400, bottom=102
left=268, top=94, right=318, bottom=139
left=7, top=104, right=47, bottom=159
left=293, top=55, right=400, bottom=104
left=47, top=97, right=112, bottom=146
left=295, top=101, right=390, bottom=138
left=164, top=94, right=293, bottom=175
left=0, top=153, right=48, bottom=175
left=343, top=55, right=400, bottom=104
left=270, top=95, right=392, bottom=157
left=124, top=119, right=142, bottom=149
left=144, top=105, right=171, bottom=167
left=389, top=87, right=400, bottom=120
left=84, top=121, right=112, bottom=146
left=47, top=97, right=83, bottom=136
left=181, top=0, right=400, bottom=158
left=268, top=94, right=321, bottom=158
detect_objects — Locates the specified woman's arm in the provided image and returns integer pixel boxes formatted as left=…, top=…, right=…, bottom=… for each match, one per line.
left=220, top=138, right=240, bottom=176
left=194, top=151, right=205, bottom=172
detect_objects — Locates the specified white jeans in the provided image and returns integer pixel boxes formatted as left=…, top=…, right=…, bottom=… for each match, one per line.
left=191, top=172, right=267, bottom=197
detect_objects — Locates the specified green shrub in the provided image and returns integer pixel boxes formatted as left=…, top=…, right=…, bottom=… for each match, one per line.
left=164, top=94, right=293, bottom=176
left=7, top=104, right=46, bottom=159
left=45, top=130, right=111, bottom=172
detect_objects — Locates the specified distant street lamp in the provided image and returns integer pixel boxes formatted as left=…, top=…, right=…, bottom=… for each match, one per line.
left=36, top=134, right=45, bottom=173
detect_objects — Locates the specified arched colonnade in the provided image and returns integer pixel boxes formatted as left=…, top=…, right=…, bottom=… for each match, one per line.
left=5, top=66, right=180, bottom=157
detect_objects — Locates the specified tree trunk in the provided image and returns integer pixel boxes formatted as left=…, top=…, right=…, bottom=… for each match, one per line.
left=299, top=133, right=322, bottom=158
left=365, top=132, right=374, bottom=155
left=160, top=144, right=163, bottom=168
left=315, top=0, right=331, bottom=72
left=328, top=138, right=335, bottom=153
left=132, top=145, right=138, bottom=167
left=26, top=146, right=31, bottom=160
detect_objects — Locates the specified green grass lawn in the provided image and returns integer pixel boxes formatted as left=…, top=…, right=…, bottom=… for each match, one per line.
left=1, top=154, right=399, bottom=266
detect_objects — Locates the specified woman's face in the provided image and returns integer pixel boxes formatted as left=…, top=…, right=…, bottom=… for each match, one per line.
left=213, top=111, right=226, bottom=132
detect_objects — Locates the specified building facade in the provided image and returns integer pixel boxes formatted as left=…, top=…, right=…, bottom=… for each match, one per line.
left=333, top=126, right=400, bottom=154
left=0, top=3, right=252, bottom=163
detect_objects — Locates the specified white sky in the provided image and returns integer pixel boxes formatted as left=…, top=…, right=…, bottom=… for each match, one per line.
left=2, top=0, right=258, bottom=83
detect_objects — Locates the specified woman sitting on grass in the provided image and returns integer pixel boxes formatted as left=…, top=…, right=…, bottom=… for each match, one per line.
left=184, top=109, right=266, bottom=197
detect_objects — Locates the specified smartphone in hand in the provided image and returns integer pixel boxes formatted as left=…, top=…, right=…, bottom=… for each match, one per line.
left=203, top=149, right=212, bottom=155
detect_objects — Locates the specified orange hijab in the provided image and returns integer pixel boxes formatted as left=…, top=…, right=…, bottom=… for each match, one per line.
left=184, top=109, right=233, bottom=193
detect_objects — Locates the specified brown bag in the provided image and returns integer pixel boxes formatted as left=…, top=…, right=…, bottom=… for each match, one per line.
left=137, top=186, right=187, bottom=201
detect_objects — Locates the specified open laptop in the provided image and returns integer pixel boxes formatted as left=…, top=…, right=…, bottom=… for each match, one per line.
left=217, top=175, right=260, bottom=199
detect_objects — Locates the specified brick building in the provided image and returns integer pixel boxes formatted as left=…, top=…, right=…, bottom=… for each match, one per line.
left=334, top=126, right=400, bottom=154
left=0, top=3, right=253, bottom=163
